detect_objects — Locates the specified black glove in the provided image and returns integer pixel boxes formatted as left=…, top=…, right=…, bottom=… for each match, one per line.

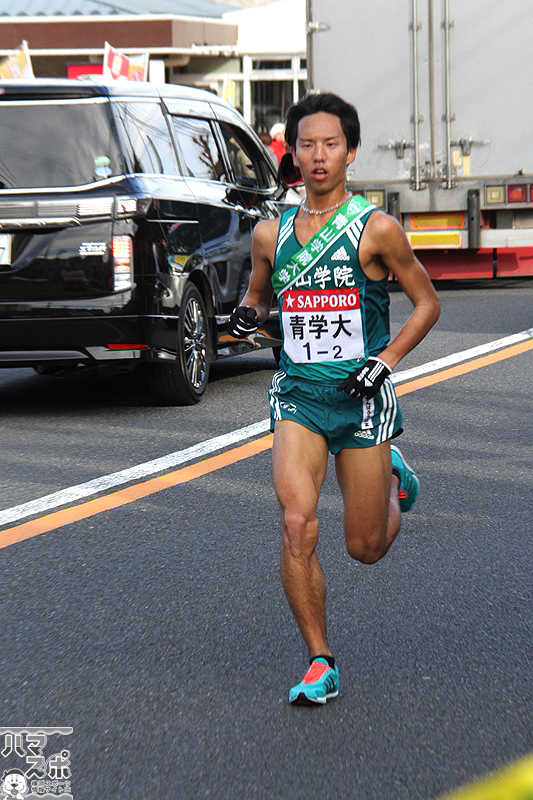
left=337, top=357, right=392, bottom=399
left=227, top=306, right=260, bottom=338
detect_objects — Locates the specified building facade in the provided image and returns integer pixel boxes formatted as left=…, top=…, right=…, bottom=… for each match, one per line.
left=0, top=0, right=306, bottom=132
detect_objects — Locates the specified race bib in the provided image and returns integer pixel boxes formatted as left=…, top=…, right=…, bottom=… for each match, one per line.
left=281, top=289, right=364, bottom=364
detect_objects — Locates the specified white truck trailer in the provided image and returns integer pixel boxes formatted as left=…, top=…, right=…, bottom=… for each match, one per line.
left=306, top=0, right=533, bottom=279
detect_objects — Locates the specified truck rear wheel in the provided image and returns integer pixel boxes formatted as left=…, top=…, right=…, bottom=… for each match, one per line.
left=149, top=283, right=210, bottom=405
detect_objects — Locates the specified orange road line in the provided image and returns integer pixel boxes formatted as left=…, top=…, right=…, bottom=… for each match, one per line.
left=0, top=435, right=273, bottom=549
left=1, top=338, right=532, bottom=549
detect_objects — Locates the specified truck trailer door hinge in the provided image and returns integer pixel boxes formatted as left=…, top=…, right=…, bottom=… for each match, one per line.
left=450, top=137, right=490, bottom=157
left=378, top=140, right=414, bottom=159
left=307, top=20, right=331, bottom=33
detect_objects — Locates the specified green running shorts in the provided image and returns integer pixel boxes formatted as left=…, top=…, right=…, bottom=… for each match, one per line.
left=269, top=369, right=403, bottom=454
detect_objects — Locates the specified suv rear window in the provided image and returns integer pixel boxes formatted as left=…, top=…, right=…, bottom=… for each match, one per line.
left=170, top=116, right=226, bottom=182
left=112, top=100, right=179, bottom=175
left=0, top=97, right=124, bottom=189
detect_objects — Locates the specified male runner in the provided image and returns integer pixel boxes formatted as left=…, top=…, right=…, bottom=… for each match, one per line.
left=228, top=93, right=440, bottom=705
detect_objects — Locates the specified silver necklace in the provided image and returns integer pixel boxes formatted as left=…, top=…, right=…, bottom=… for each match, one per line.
left=300, top=193, right=352, bottom=215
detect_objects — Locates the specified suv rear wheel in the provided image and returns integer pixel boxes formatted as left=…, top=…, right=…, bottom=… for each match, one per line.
left=149, top=283, right=210, bottom=405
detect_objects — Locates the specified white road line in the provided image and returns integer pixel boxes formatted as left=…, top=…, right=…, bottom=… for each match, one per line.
left=391, top=328, right=533, bottom=384
left=0, top=420, right=270, bottom=527
left=1, top=328, right=532, bottom=528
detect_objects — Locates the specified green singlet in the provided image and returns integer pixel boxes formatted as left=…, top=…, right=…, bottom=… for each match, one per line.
left=272, top=194, right=391, bottom=382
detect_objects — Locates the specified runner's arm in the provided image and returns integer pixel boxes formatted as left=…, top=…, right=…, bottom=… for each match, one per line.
left=364, top=212, right=440, bottom=370
left=239, top=219, right=279, bottom=322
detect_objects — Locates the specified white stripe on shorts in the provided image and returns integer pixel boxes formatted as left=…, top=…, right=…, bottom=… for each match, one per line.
left=376, top=378, right=398, bottom=444
left=269, top=369, right=287, bottom=421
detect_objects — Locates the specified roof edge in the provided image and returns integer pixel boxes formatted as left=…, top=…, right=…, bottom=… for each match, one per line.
left=0, top=13, right=234, bottom=23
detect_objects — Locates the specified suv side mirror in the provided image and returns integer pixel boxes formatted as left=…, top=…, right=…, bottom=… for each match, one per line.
left=278, top=152, right=302, bottom=187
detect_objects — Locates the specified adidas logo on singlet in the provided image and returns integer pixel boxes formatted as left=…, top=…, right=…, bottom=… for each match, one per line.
left=331, top=246, right=350, bottom=261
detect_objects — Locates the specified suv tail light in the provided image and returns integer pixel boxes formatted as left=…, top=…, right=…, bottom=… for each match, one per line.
left=112, top=235, right=133, bottom=291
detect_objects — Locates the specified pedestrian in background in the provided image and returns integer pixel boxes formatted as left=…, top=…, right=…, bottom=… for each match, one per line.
left=269, top=122, right=287, bottom=164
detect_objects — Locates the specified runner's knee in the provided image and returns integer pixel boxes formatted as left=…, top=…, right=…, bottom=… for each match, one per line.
left=346, top=541, right=385, bottom=564
left=281, top=508, right=319, bottom=557
left=345, top=526, right=387, bottom=564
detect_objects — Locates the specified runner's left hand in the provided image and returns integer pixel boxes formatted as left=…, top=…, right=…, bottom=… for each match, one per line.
left=337, top=357, right=392, bottom=399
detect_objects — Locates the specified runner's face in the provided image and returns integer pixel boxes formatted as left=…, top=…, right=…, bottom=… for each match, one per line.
left=292, top=112, right=356, bottom=195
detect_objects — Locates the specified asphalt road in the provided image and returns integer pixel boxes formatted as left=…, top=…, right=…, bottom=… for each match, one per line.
left=1, top=278, right=532, bottom=800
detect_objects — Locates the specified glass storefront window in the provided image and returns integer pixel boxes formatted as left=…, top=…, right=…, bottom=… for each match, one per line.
left=252, top=60, right=292, bottom=70
left=252, top=81, right=294, bottom=135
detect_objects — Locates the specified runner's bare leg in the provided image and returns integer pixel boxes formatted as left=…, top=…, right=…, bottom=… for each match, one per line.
left=335, top=441, right=401, bottom=563
left=272, top=420, right=331, bottom=658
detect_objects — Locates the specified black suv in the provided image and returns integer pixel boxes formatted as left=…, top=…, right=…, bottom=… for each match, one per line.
left=0, top=79, right=292, bottom=404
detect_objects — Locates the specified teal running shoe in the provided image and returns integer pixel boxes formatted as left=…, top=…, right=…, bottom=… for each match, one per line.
left=289, top=658, right=339, bottom=705
left=391, top=445, right=420, bottom=512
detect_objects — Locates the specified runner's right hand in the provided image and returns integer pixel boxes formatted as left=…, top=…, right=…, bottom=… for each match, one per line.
left=227, top=306, right=260, bottom=338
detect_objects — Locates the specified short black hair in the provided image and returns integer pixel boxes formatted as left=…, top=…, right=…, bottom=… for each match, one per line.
left=284, top=92, right=361, bottom=151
